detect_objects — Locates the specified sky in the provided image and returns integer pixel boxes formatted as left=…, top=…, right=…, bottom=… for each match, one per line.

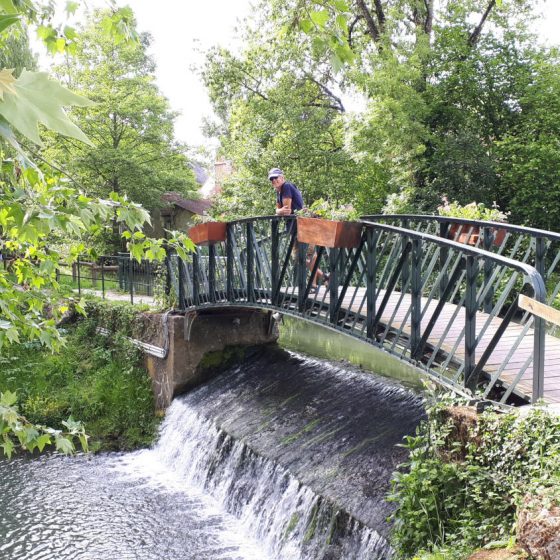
left=44, top=0, right=560, bottom=149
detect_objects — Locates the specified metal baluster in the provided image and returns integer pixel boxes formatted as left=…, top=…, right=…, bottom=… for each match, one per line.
left=410, top=238, right=422, bottom=357
left=178, top=254, right=185, bottom=310
left=297, top=242, right=306, bottom=312
left=226, top=223, right=234, bottom=302
left=208, top=244, right=216, bottom=303
left=483, top=226, right=494, bottom=313
left=329, top=248, right=339, bottom=323
left=246, top=222, right=255, bottom=303
left=464, top=255, right=478, bottom=391
left=271, top=219, right=279, bottom=306
left=366, top=228, right=378, bottom=340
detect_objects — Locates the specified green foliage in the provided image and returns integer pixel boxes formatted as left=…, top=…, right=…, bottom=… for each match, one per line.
left=0, top=69, right=94, bottom=146
left=495, top=51, right=560, bottom=230
left=203, top=0, right=559, bottom=228
left=0, top=389, right=88, bottom=458
left=389, top=398, right=560, bottom=558
left=0, top=307, right=159, bottom=452
left=437, top=197, right=509, bottom=222
left=297, top=198, right=359, bottom=221
left=45, top=9, right=199, bottom=213
left=0, top=1, right=138, bottom=154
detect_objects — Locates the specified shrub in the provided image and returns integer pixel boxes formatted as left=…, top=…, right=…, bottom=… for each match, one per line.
left=389, top=396, right=560, bottom=558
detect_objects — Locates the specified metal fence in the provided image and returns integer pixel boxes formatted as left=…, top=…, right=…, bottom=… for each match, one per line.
left=57, top=254, right=159, bottom=304
left=172, top=216, right=549, bottom=405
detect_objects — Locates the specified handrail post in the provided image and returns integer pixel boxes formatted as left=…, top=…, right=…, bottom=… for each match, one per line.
left=177, top=253, right=185, bottom=310
left=101, top=257, right=105, bottom=299
left=208, top=244, right=216, bottom=303
left=464, top=255, right=478, bottom=391
left=366, top=228, right=378, bottom=340
left=77, top=258, right=81, bottom=296
left=439, top=221, right=449, bottom=298
left=246, top=222, right=255, bottom=303
left=297, top=241, right=306, bottom=312
left=271, top=219, right=279, bottom=306
left=192, top=247, right=200, bottom=306
left=535, top=236, right=546, bottom=282
left=483, top=226, right=494, bottom=313
left=129, top=257, right=134, bottom=304
left=226, top=223, right=234, bottom=302
left=533, top=236, right=546, bottom=402
left=329, top=248, right=339, bottom=323
left=410, top=238, right=422, bottom=357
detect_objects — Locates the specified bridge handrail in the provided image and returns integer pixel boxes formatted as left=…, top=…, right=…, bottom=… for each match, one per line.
left=171, top=214, right=550, bottom=404
left=360, top=220, right=547, bottom=301
left=362, top=214, right=560, bottom=241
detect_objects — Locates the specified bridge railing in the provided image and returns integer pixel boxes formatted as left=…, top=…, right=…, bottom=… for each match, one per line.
left=171, top=216, right=547, bottom=404
left=363, top=215, right=560, bottom=319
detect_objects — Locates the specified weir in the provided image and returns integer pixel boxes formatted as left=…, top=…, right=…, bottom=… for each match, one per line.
left=132, top=347, right=426, bottom=559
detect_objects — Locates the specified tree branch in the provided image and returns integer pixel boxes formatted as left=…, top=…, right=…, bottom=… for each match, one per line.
left=373, top=0, right=386, bottom=32
left=306, top=75, right=345, bottom=112
left=468, top=0, right=496, bottom=47
left=355, top=0, right=381, bottom=44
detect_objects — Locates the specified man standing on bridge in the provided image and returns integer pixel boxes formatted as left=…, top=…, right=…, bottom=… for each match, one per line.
left=269, top=168, right=328, bottom=291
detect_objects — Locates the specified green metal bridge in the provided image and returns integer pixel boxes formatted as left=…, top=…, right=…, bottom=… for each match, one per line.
left=167, top=215, right=560, bottom=406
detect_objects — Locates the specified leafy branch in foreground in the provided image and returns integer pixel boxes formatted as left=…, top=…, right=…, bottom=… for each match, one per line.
left=0, top=390, right=88, bottom=458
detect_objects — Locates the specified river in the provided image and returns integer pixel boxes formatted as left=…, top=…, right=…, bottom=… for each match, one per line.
left=0, top=326, right=425, bottom=560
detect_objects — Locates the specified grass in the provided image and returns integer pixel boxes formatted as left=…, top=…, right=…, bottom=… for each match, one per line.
left=0, top=319, right=160, bottom=452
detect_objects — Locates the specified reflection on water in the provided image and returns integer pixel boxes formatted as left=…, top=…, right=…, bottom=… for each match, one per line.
left=279, top=316, right=425, bottom=390
left=0, top=453, right=267, bottom=560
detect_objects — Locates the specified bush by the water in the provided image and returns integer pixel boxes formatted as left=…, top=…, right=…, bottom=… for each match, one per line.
left=0, top=305, right=159, bottom=452
left=389, top=396, right=560, bottom=559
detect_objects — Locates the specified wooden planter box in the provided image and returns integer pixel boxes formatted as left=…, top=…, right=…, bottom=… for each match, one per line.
left=188, top=222, right=227, bottom=246
left=296, top=217, right=362, bottom=249
left=449, top=224, right=506, bottom=247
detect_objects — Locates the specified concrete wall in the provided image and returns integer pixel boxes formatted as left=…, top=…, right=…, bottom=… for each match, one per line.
left=143, top=308, right=279, bottom=410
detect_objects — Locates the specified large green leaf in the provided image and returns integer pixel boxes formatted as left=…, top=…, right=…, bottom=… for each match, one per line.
left=0, top=69, right=94, bottom=146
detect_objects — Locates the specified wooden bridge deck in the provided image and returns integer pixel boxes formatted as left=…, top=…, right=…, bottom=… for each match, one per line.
left=284, top=286, right=560, bottom=404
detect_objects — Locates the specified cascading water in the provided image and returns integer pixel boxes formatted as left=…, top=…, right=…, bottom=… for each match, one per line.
left=118, top=347, right=425, bottom=559
left=0, top=347, right=425, bottom=560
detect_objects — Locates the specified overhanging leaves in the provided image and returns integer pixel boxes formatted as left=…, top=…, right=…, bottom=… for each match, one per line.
left=0, top=69, right=94, bottom=146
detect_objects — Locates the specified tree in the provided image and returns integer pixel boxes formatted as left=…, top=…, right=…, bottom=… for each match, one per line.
left=496, top=52, right=560, bottom=229
left=44, top=9, right=199, bottom=213
left=0, top=2, right=194, bottom=455
left=204, top=0, right=559, bottom=226
left=202, top=20, right=384, bottom=216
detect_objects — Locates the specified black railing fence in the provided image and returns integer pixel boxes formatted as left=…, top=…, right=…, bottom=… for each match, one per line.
left=171, top=216, right=549, bottom=405
left=57, top=254, right=158, bottom=304
left=58, top=215, right=560, bottom=404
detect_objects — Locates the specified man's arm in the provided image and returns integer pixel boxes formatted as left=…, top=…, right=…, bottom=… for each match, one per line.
left=276, top=198, right=292, bottom=216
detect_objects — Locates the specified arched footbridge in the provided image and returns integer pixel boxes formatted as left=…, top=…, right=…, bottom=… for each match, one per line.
left=167, top=215, right=560, bottom=406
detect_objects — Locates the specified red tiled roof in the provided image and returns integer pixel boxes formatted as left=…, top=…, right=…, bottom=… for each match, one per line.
left=161, top=192, right=212, bottom=215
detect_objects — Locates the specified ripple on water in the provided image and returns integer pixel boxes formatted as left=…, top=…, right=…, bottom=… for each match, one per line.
left=0, top=452, right=269, bottom=560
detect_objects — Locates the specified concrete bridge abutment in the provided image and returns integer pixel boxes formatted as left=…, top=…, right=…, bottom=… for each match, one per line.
left=144, top=308, right=279, bottom=410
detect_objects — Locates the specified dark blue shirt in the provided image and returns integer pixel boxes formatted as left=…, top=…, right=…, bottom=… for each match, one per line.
left=276, top=181, right=304, bottom=214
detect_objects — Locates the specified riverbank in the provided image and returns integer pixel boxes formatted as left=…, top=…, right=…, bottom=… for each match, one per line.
left=0, top=308, right=159, bottom=452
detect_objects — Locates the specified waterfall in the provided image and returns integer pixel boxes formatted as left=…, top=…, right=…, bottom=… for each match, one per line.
left=120, top=348, right=425, bottom=560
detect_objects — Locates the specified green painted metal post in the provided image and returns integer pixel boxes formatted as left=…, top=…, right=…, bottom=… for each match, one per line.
left=465, top=255, right=478, bottom=391
left=226, top=223, right=234, bottom=302
left=366, top=229, right=378, bottom=340
left=271, top=219, right=279, bottom=306
left=208, top=244, right=216, bottom=303
left=192, top=247, right=200, bottom=306
left=483, top=226, right=494, bottom=313
left=410, top=238, right=422, bottom=356
left=297, top=242, right=306, bottom=312
left=246, top=222, right=255, bottom=303
left=329, top=248, right=339, bottom=323
left=439, top=221, right=449, bottom=299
